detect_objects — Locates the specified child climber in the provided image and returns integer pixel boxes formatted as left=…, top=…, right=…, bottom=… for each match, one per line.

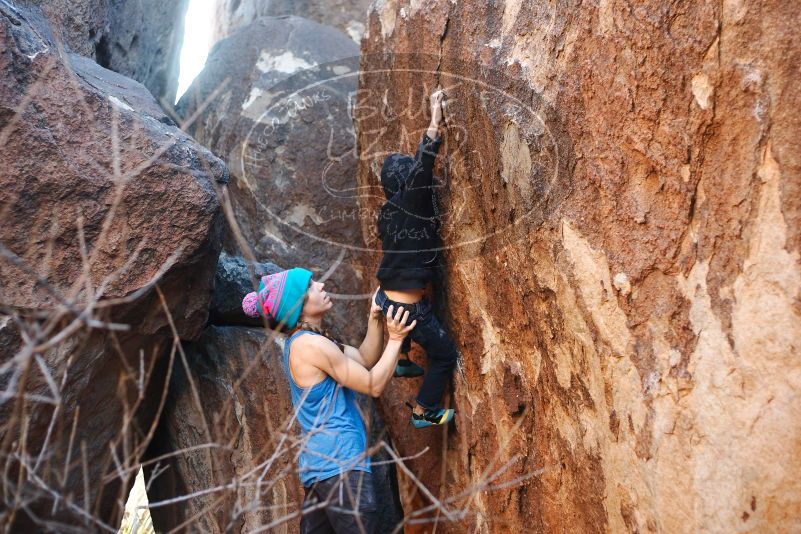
left=373, top=89, right=459, bottom=428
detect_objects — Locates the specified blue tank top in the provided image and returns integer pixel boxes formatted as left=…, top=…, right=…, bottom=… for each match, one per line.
left=282, top=330, right=371, bottom=486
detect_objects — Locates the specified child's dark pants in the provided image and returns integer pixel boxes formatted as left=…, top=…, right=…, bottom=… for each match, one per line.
left=375, top=287, right=458, bottom=409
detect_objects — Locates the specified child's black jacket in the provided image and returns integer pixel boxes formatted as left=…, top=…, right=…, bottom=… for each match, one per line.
left=376, top=132, right=443, bottom=290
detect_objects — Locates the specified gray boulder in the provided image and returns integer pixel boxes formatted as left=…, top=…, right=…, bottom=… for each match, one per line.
left=209, top=252, right=282, bottom=326
left=0, top=5, right=225, bottom=529
left=178, top=16, right=368, bottom=345
left=15, top=0, right=188, bottom=105
left=212, top=0, right=370, bottom=44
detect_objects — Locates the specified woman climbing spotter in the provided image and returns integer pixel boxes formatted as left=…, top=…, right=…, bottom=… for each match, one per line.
left=242, top=269, right=415, bottom=533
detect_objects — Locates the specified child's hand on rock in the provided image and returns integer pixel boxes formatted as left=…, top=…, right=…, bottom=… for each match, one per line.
left=430, top=89, right=446, bottom=126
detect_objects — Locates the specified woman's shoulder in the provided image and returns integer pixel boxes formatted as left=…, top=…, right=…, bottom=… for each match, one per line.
left=289, top=331, right=345, bottom=366
left=289, top=328, right=322, bottom=339
left=287, top=329, right=323, bottom=351
left=286, top=331, right=332, bottom=388
left=289, top=330, right=341, bottom=356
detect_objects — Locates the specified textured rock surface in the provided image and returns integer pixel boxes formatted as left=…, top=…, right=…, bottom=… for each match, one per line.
left=144, top=324, right=404, bottom=532
left=178, top=16, right=368, bottom=344
left=143, top=325, right=301, bottom=533
left=212, top=0, right=371, bottom=44
left=15, top=0, right=188, bottom=105
left=355, top=1, right=801, bottom=532
left=0, top=4, right=225, bottom=529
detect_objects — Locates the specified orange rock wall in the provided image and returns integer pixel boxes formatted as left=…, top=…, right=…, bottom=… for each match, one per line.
left=355, top=1, right=801, bottom=531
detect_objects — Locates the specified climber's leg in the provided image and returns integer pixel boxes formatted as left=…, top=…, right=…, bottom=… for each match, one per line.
left=400, top=333, right=412, bottom=354
left=394, top=357, right=425, bottom=377
left=375, top=289, right=456, bottom=426
left=406, top=299, right=458, bottom=424
left=394, top=334, right=425, bottom=377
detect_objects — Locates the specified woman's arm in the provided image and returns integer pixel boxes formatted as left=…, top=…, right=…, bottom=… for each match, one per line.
left=354, top=288, right=384, bottom=368
left=341, top=315, right=382, bottom=369
left=301, top=305, right=416, bottom=397
left=339, top=289, right=383, bottom=369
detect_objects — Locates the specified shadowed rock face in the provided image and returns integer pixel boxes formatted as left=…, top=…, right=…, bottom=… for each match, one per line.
left=212, top=0, right=371, bottom=45
left=14, top=0, right=188, bottom=105
left=0, top=4, right=225, bottom=529
left=177, top=16, right=368, bottom=345
left=355, top=1, right=801, bottom=532
left=143, top=325, right=302, bottom=533
left=209, top=252, right=282, bottom=326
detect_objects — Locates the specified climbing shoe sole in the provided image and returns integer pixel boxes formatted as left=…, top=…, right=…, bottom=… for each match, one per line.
left=411, top=408, right=455, bottom=428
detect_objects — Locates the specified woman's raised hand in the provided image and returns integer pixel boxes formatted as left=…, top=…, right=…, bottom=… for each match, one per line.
left=385, top=304, right=417, bottom=341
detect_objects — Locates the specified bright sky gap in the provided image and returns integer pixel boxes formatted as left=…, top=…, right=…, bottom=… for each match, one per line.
left=175, top=0, right=215, bottom=104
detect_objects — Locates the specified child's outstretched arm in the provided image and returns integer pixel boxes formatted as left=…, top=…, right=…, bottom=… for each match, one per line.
left=416, top=90, right=445, bottom=177
left=425, top=91, right=443, bottom=141
left=404, top=90, right=446, bottom=208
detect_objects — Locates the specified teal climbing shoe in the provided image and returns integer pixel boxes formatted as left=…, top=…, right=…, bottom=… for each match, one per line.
left=407, top=402, right=455, bottom=428
left=394, top=358, right=424, bottom=378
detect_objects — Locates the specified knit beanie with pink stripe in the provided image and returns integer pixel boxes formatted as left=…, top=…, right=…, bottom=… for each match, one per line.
left=242, top=268, right=313, bottom=329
